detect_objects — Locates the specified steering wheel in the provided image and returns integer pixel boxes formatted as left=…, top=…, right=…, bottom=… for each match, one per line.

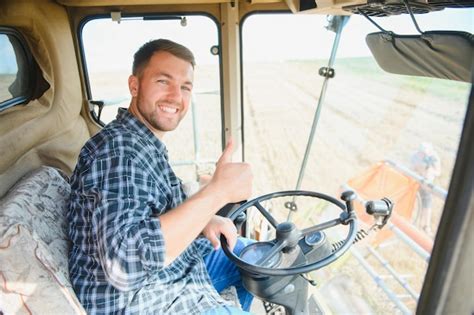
left=221, top=190, right=358, bottom=276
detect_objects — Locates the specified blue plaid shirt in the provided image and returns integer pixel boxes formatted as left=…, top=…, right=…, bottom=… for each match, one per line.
left=68, top=108, right=227, bottom=314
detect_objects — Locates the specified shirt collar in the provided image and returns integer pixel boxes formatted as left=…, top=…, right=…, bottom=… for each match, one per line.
left=116, top=107, right=167, bottom=155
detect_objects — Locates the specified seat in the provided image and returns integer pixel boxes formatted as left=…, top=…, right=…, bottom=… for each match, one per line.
left=0, top=166, right=86, bottom=314
left=0, top=166, right=240, bottom=314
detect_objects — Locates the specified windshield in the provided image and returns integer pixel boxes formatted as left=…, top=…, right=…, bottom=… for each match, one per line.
left=242, top=9, right=472, bottom=314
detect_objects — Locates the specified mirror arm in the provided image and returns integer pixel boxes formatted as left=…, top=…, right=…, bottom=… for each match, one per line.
left=357, top=8, right=390, bottom=33
left=402, top=0, right=424, bottom=34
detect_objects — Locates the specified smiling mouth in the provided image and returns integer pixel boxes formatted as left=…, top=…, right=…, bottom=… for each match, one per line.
left=159, top=105, right=178, bottom=114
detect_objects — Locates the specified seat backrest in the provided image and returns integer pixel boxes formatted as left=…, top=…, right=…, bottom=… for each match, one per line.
left=0, top=166, right=242, bottom=314
left=0, top=166, right=86, bottom=314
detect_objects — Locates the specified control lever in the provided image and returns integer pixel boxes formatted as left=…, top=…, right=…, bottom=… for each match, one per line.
left=341, top=190, right=356, bottom=213
left=332, top=192, right=394, bottom=253
left=366, top=197, right=393, bottom=229
left=340, top=190, right=357, bottom=224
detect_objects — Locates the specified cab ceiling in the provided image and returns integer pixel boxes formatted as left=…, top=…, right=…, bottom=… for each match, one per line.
left=55, top=0, right=365, bottom=15
left=56, top=0, right=263, bottom=5
left=55, top=0, right=474, bottom=15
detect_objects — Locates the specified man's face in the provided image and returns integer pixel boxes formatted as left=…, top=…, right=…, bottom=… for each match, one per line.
left=129, top=51, right=194, bottom=138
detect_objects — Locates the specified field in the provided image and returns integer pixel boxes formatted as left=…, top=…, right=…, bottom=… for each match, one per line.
left=96, top=57, right=471, bottom=314
left=243, top=58, right=468, bottom=194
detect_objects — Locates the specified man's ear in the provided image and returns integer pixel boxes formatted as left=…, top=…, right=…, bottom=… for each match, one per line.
left=128, top=75, right=139, bottom=97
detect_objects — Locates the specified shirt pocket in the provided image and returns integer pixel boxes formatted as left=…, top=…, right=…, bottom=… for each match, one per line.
left=168, top=173, right=185, bottom=207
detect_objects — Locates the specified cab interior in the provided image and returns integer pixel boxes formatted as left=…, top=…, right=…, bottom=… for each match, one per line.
left=0, top=0, right=472, bottom=314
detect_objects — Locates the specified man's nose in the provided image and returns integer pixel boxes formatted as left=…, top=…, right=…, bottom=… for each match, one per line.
left=167, top=83, right=182, bottom=101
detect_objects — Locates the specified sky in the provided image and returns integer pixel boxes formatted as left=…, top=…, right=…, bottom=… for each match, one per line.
left=81, top=8, right=473, bottom=72
left=82, top=16, right=219, bottom=72
left=243, top=8, right=473, bottom=60
left=0, top=35, right=19, bottom=74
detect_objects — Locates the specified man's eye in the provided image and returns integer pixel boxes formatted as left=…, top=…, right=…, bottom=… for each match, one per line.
left=181, top=86, right=192, bottom=92
left=157, top=80, right=168, bottom=84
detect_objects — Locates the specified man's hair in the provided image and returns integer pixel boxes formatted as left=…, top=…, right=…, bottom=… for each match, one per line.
left=132, top=39, right=195, bottom=75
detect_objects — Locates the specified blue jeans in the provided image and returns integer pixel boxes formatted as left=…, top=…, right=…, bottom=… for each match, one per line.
left=202, top=306, right=252, bottom=315
left=204, top=238, right=254, bottom=313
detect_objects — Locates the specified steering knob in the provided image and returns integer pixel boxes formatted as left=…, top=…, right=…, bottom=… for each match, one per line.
left=341, top=190, right=356, bottom=213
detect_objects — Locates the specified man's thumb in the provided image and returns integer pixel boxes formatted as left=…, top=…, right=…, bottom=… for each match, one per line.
left=217, top=138, right=234, bottom=165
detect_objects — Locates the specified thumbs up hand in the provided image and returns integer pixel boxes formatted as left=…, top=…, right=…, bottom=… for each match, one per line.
left=209, top=138, right=253, bottom=205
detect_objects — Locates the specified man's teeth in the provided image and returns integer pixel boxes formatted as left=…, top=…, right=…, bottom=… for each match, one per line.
left=160, top=106, right=177, bottom=113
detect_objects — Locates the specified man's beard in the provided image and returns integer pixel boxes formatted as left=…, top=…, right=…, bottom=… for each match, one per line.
left=137, top=98, right=181, bottom=132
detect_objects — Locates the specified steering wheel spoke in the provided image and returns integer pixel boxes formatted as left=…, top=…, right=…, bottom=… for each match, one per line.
left=300, top=217, right=343, bottom=238
left=254, top=201, right=279, bottom=228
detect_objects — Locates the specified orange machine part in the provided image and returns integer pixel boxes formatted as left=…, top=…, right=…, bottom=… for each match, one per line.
left=347, top=162, right=421, bottom=245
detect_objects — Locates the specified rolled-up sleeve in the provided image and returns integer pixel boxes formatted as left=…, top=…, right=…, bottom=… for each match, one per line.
left=87, top=155, right=168, bottom=291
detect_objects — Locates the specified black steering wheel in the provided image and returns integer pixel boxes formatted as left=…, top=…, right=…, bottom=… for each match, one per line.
left=221, top=190, right=358, bottom=276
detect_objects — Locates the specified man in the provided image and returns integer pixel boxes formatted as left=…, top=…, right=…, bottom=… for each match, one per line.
left=410, top=142, right=441, bottom=235
left=68, top=39, right=254, bottom=314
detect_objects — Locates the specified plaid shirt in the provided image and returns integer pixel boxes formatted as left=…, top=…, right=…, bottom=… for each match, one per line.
left=68, top=108, right=227, bottom=314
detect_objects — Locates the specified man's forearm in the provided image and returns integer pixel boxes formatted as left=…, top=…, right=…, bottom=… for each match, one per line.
left=160, top=138, right=252, bottom=266
left=159, top=182, right=226, bottom=266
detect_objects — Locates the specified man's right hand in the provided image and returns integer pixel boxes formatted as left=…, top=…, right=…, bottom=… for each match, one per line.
left=160, top=138, right=252, bottom=266
left=208, top=138, right=253, bottom=205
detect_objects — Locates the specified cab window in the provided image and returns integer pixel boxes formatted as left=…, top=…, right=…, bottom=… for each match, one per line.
left=242, top=10, right=472, bottom=314
left=81, top=15, right=222, bottom=182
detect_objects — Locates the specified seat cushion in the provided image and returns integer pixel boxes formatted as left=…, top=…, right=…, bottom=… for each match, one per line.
left=0, top=166, right=85, bottom=314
